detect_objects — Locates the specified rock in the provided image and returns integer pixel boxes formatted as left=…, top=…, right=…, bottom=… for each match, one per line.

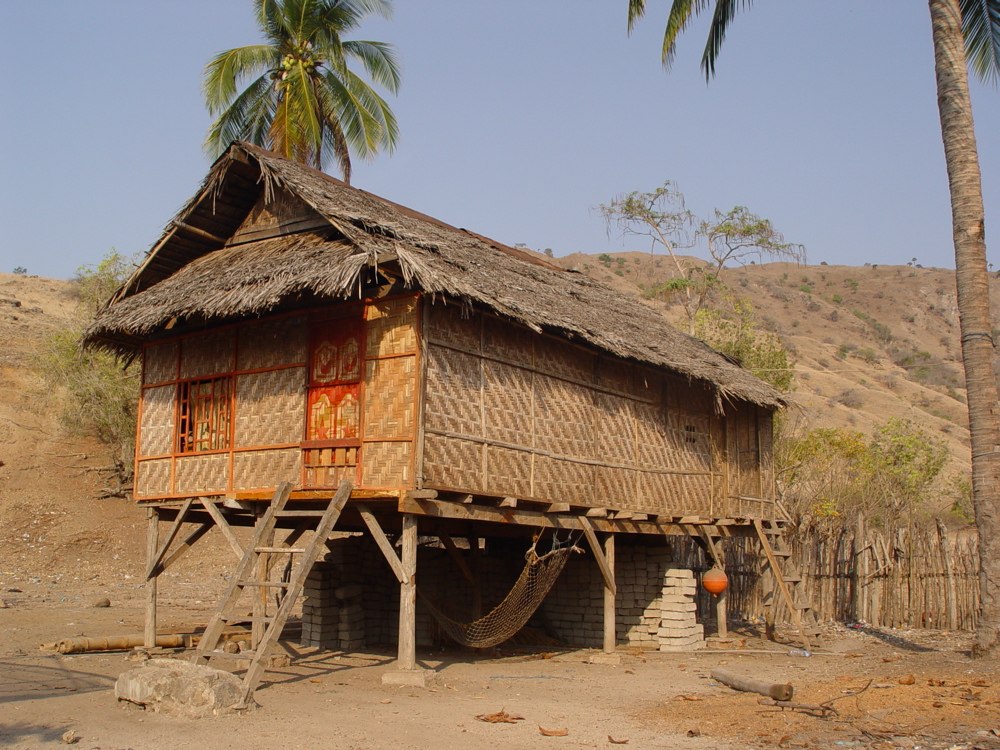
left=115, top=658, right=246, bottom=717
left=61, top=730, right=80, bottom=744
left=91, top=597, right=111, bottom=608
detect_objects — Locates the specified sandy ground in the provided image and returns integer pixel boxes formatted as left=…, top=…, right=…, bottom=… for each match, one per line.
left=2, top=583, right=999, bottom=750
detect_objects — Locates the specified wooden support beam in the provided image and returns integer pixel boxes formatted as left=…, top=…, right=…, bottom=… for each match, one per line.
left=357, top=503, right=409, bottom=584
left=174, top=220, right=227, bottom=245
left=398, top=514, right=418, bottom=671
left=398, top=495, right=701, bottom=536
left=200, top=498, right=245, bottom=560
left=438, top=534, right=475, bottom=584
left=547, top=503, right=571, bottom=513
left=578, top=517, right=616, bottom=596
left=499, top=497, right=517, bottom=508
left=158, top=522, right=212, bottom=573
left=144, top=507, right=158, bottom=649
left=696, top=526, right=724, bottom=568
left=145, top=498, right=193, bottom=580
left=585, top=508, right=608, bottom=518
left=603, top=534, right=616, bottom=654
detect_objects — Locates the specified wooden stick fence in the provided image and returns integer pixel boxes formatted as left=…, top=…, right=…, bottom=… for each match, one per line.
left=675, top=523, right=979, bottom=631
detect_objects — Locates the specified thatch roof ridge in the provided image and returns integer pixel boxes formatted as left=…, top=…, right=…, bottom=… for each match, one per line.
left=88, top=143, right=783, bottom=409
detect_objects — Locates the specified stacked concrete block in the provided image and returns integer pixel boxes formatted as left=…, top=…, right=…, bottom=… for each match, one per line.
left=657, top=568, right=704, bottom=651
left=301, top=556, right=339, bottom=649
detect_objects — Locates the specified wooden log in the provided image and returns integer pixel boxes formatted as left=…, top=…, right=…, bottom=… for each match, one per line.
left=937, top=519, right=958, bottom=631
left=711, top=668, right=794, bottom=701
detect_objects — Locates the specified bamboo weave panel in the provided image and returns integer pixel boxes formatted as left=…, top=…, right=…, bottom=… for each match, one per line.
left=483, top=360, right=532, bottom=447
left=144, top=342, right=178, bottom=384
left=425, top=303, right=480, bottom=352
left=135, top=459, right=171, bottom=498
left=139, top=385, right=175, bottom=457
left=483, top=315, right=533, bottom=367
left=594, top=393, right=636, bottom=464
left=664, top=374, right=713, bottom=412
left=483, top=445, right=532, bottom=498
left=363, top=356, right=415, bottom=440
left=173, top=454, right=228, bottom=494
left=422, top=433, right=482, bottom=491
left=533, top=375, right=597, bottom=461
left=234, top=367, right=306, bottom=447
left=365, top=297, right=417, bottom=358
left=533, top=455, right=595, bottom=506
left=536, top=338, right=596, bottom=385
left=232, top=449, right=301, bottom=490
left=179, top=330, right=235, bottom=380
left=237, top=315, right=307, bottom=370
left=361, top=440, right=411, bottom=487
left=424, top=346, right=482, bottom=435
left=594, top=465, right=637, bottom=509
left=637, top=471, right=714, bottom=515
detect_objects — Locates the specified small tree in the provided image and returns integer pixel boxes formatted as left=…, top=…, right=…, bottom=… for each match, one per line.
left=602, top=183, right=804, bottom=334
left=694, top=297, right=794, bottom=392
left=37, top=251, right=140, bottom=490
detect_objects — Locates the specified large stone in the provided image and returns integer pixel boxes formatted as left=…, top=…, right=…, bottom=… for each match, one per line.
left=115, top=658, right=245, bottom=717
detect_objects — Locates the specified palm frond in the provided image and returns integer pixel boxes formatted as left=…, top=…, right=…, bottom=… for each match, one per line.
left=203, top=45, right=278, bottom=114
left=702, top=0, right=753, bottom=80
left=662, top=0, right=709, bottom=69
left=205, top=75, right=277, bottom=157
left=627, top=0, right=647, bottom=33
left=342, top=40, right=401, bottom=92
left=961, top=0, right=1000, bottom=84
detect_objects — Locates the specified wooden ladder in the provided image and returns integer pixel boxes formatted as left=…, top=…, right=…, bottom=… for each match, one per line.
left=753, top=518, right=821, bottom=650
left=192, top=479, right=353, bottom=708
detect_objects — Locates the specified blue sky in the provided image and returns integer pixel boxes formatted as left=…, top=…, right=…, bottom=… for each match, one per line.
left=1, top=1, right=997, bottom=279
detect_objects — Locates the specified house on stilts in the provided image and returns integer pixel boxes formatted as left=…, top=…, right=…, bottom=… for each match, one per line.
left=86, top=142, right=811, bottom=701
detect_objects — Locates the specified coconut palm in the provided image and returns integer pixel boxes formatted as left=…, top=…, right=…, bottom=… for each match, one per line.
left=204, top=0, right=400, bottom=183
left=627, top=0, right=1000, bottom=655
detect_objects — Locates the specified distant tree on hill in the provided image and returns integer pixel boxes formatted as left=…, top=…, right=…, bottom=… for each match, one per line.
left=203, top=0, right=401, bottom=183
left=602, top=182, right=804, bottom=334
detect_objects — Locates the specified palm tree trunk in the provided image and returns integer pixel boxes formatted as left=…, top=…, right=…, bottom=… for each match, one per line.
left=928, top=0, right=1000, bottom=656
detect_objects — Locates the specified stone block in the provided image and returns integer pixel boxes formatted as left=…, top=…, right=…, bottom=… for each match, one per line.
left=115, top=658, right=245, bottom=717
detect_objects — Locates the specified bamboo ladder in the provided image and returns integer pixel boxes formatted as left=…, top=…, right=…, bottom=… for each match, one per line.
left=753, top=518, right=822, bottom=650
left=192, top=479, right=353, bottom=709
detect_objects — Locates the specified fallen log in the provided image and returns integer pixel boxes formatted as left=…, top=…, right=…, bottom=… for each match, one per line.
left=41, top=634, right=190, bottom=654
left=710, top=668, right=794, bottom=701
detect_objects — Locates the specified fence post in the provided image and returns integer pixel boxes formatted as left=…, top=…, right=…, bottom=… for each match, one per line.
left=936, top=519, right=958, bottom=630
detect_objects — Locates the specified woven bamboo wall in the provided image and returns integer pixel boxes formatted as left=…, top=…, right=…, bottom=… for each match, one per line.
left=420, top=304, right=770, bottom=516
left=134, top=299, right=418, bottom=501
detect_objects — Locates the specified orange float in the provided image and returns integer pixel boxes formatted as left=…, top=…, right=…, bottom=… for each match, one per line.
left=701, top=566, right=729, bottom=596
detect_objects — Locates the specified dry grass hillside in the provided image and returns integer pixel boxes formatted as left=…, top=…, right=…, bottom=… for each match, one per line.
left=1, top=258, right=995, bottom=584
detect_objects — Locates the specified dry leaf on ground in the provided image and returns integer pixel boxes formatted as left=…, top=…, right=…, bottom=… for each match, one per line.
left=538, top=726, right=568, bottom=737
left=608, top=736, right=629, bottom=744
left=476, top=709, right=524, bottom=724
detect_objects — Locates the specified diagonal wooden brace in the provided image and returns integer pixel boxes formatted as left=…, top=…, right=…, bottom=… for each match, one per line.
left=579, top=516, right=616, bottom=596
left=356, top=503, right=409, bottom=584
left=146, top=498, right=193, bottom=580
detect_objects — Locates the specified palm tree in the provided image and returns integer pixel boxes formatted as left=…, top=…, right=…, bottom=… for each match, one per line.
left=204, top=0, right=401, bottom=184
left=627, top=0, right=1000, bottom=655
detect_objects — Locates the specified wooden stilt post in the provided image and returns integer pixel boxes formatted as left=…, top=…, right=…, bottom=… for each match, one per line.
left=603, top=533, right=616, bottom=654
left=144, top=507, right=159, bottom=648
left=468, top=534, right=482, bottom=620
left=716, top=588, right=729, bottom=639
left=384, top=513, right=426, bottom=686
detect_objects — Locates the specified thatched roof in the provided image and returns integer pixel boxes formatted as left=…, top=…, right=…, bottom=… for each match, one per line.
left=87, top=142, right=783, bottom=409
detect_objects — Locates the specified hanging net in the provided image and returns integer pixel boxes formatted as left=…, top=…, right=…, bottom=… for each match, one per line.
left=419, top=542, right=580, bottom=649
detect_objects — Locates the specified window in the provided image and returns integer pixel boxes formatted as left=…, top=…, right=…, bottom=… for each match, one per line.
left=177, top=376, right=232, bottom=453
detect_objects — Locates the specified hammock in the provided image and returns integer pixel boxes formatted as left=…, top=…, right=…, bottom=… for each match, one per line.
left=419, top=541, right=580, bottom=649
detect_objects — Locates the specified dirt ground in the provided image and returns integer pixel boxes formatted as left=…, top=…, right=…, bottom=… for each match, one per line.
left=2, top=580, right=998, bottom=750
